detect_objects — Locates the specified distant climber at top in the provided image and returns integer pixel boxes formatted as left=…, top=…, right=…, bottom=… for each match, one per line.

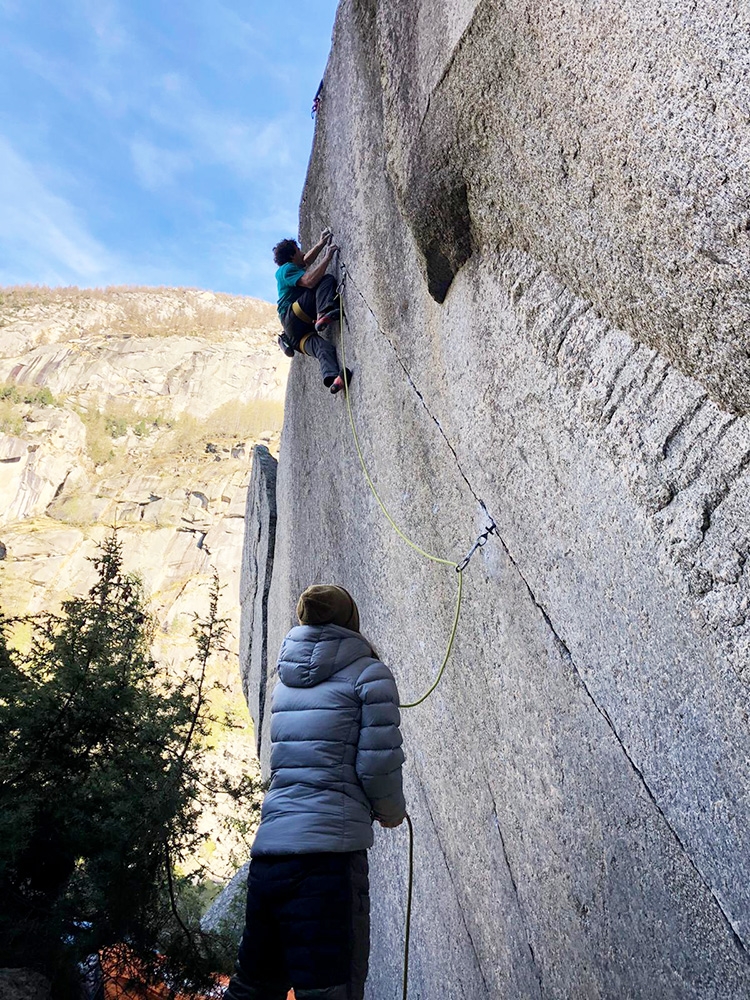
left=273, top=230, right=352, bottom=395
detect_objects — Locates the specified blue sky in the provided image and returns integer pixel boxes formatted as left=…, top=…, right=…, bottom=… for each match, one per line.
left=0, top=0, right=338, bottom=301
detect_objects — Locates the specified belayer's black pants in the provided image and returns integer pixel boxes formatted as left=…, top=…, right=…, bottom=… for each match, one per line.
left=224, top=851, right=370, bottom=1000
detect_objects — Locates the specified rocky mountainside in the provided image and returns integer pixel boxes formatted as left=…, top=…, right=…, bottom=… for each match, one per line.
left=0, top=286, right=289, bottom=876
left=240, top=2, right=750, bottom=998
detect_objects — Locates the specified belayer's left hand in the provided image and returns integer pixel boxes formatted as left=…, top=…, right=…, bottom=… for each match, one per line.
left=378, top=816, right=404, bottom=828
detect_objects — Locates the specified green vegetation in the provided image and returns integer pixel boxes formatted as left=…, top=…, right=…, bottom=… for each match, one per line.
left=204, top=398, right=283, bottom=439
left=0, top=403, right=24, bottom=436
left=0, top=383, right=56, bottom=406
left=0, top=535, right=261, bottom=996
left=162, top=399, right=284, bottom=458
left=77, top=403, right=169, bottom=466
left=0, top=377, right=281, bottom=467
left=0, top=382, right=58, bottom=435
left=77, top=408, right=116, bottom=465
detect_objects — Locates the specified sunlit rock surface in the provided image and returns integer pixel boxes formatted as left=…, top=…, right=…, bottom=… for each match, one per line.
left=0, top=286, right=288, bottom=673
left=241, top=2, right=750, bottom=997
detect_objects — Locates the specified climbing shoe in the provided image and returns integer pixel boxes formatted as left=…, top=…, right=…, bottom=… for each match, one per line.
left=315, top=301, right=340, bottom=331
left=277, top=333, right=295, bottom=358
left=330, top=368, right=353, bottom=395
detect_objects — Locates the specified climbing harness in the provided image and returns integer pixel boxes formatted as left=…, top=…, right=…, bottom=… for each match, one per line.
left=292, top=300, right=314, bottom=325
left=333, top=258, right=498, bottom=998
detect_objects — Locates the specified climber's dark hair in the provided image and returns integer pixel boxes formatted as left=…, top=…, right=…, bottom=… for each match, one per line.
left=273, top=239, right=299, bottom=266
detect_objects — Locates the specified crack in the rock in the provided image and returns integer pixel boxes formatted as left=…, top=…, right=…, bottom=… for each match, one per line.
left=699, top=445, right=750, bottom=542
left=660, top=394, right=709, bottom=460
left=342, top=268, right=491, bottom=519
left=598, top=343, right=643, bottom=427
left=639, top=356, right=672, bottom=410
left=486, top=785, right=545, bottom=998
left=253, top=455, right=278, bottom=761
left=341, top=263, right=748, bottom=957
left=635, top=348, right=660, bottom=389
left=415, top=771, right=493, bottom=997
left=509, top=566, right=750, bottom=959
left=551, top=301, right=593, bottom=359
left=248, top=516, right=264, bottom=757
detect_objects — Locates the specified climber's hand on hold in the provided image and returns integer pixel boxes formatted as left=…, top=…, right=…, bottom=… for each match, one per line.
left=377, top=816, right=404, bottom=829
left=320, top=227, right=332, bottom=243
left=327, top=244, right=339, bottom=259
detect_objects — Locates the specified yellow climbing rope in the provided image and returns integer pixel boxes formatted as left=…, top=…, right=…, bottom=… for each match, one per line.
left=334, top=264, right=497, bottom=1000
left=337, top=278, right=464, bottom=709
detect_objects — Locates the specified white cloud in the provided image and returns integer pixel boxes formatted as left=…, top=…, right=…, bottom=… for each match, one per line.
left=146, top=96, right=296, bottom=181
left=0, top=136, right=119, bottom=285
left=191, top=112, right=295, bottom=176
left=136, top=65, right=297, bottom=182
left=130, top=139, right=192, bottom=192
left=78, top=0, right=129, bottom=54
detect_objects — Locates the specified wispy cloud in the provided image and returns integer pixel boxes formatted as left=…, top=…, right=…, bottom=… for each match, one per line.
left=130, top=138, right=192, bottom=191
left=0, top=136, right=119, bottom=285
left=180, top=109, right=295, bottom=178
left=78, top=0, right=129, bottom=55
left=139, top=70, right=297, bottom=183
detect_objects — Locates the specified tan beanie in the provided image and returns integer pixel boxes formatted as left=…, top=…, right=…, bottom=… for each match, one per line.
left=296, top=585, right=360, bottom=632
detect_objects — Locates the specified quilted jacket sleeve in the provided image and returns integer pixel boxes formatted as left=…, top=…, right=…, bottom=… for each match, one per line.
left=354, top=659, right=406, bottom=823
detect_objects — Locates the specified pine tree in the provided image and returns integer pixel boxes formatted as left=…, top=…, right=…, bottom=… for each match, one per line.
left=0, top=534, right=237, bottom=994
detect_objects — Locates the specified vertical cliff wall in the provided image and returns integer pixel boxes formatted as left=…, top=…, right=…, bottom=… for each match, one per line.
left=242, top=2, right=750, bottom=996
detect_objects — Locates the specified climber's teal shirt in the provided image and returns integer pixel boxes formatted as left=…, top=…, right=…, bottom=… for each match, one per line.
left=276, top=262, right=306, bottom=320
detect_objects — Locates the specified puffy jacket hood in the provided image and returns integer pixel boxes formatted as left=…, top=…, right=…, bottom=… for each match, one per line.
left=278, top=623, right=373, bottom=688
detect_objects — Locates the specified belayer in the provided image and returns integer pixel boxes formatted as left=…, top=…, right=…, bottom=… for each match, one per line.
left=274, top=231, right=352, bottom=395
left=223, top=585, right=406, bottom=1000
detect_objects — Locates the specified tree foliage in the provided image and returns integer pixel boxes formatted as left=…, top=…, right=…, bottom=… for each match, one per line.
left=0, top=534, right=251, bottom=994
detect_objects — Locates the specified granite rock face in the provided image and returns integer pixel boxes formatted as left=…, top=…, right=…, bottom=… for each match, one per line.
left=239, top=445, right=278, bottom=768
left=241, top=3, right=750, bottom=997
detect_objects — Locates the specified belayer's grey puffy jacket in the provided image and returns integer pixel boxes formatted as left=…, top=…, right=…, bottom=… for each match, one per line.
left=251, top=623, right=406, bottom=856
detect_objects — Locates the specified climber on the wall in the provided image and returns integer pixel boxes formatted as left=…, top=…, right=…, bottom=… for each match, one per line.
left=223, top=585, right=406, bottom=1000
left=273, top=230, right=352, bottom=395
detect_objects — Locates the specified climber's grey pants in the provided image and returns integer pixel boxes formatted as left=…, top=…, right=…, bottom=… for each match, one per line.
left=300, top=332, right=340, bottom=385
